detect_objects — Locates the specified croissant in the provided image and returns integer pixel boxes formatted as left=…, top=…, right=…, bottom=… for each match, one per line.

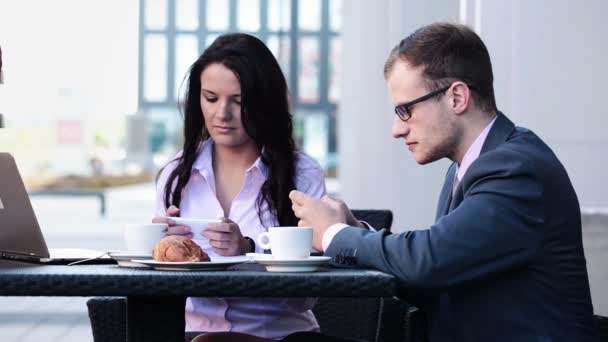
left=152, top=236, right=210, bottom=262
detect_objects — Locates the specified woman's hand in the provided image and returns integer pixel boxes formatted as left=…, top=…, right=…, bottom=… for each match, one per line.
left=152, top=205, right=193, bottom=239
left=202, top=217, right=249, bottom=256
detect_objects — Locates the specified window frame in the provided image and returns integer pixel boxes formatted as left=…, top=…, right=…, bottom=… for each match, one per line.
left=138, top=0, right=339, bottom=172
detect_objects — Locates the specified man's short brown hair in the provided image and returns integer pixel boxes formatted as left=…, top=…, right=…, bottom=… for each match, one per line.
left=384, top=22, right=497, bottom=113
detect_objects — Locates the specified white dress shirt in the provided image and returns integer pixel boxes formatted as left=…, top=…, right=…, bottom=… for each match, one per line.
left=156, top=140, right=326, bottom=339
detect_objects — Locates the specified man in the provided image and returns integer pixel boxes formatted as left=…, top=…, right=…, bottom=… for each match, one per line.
left=290, top=22, right=598, bottom=341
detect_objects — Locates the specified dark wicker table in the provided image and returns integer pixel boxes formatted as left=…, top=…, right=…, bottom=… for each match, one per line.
left=0, top=260, right=397, bottom=342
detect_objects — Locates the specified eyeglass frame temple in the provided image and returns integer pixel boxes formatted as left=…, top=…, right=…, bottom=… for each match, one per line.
left=393, top=85, right=451, bottom=120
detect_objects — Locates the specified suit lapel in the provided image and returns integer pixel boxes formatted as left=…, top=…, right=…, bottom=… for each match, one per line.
left=479, top=112, right=515, bottom=154
left=436, top=163, right=457, bottom=221
left=448, top=181, right=464, bottom=212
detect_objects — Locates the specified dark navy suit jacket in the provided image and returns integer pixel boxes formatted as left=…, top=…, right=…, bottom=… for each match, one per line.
left=326, top=113, right=598, bottom=341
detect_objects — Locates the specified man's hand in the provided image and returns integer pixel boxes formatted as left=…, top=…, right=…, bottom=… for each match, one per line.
left=289, top=190, right=362, bottom=250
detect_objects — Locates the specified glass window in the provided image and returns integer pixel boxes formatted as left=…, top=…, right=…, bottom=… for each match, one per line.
left=298, top=0, right=321, bottom=31
left=298, top=38, right=320, bottom=103
left=176, top=0, right=199, bottom=31
left=268, top=0, right=290, bottom=32
left=147, top=107, right=182, bottom=157
left=144, top=0, right=168, bottom=30
left=140, top=0, right=342, bottom=175
left=206, top=0, right=229, bottom=31
left=296, top=111, right=328, bottom=169
left=330, top=0, right=343, bottom=32
left=329, top=37, right=341, bottom=103
left=205, top=34, right=220, bottom=48
left=267, top=34, right=291, bottom=83
left=175, top=34, right=199, bottom=100
left=144, top=34, right=168, bottom=102
left=237, top=0, right=260, bottom=32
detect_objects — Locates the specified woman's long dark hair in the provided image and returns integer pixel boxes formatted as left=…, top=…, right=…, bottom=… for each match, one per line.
left=162, top=33, right=298, bottom=227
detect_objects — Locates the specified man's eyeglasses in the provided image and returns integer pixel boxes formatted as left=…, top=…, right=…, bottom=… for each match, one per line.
left=394, top=85, right=451, bottom=122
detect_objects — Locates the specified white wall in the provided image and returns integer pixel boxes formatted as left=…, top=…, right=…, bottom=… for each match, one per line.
left=481, top=0, right=608, bottom=209
left=338, top=0, right=459, bottom=232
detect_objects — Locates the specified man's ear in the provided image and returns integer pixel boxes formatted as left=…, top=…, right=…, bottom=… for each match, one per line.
left=449, top=82, right=471, bottom=114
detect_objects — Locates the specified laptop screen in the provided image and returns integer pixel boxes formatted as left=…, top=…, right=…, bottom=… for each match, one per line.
left=0, top=153, right=50, bottom=260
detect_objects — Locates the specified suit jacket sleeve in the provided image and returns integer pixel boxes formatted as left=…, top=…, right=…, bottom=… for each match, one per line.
left=326, top=149, right=545, bottom=293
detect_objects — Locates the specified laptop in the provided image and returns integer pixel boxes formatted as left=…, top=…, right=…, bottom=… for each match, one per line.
left=0, top=152, right=111, bottom=264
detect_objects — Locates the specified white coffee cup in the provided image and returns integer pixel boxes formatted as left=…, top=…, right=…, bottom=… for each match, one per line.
left=123, top=223, right=168, bottom=255
left=257, top=227, right=313, bottom=259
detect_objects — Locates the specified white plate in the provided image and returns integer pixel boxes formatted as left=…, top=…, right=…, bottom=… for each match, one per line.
left=109, top=251, right=152, bottom=268
left=246, top=253, right=331, bottom=272
left=131, top=255, right=251, bottom=271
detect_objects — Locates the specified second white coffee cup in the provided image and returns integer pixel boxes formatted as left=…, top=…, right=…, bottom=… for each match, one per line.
left=257, top=226, right=313, bottom=259
left=124, top=223, right=168, bottom=255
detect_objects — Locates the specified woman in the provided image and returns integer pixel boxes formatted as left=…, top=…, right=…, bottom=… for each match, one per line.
left=153, top=33, right=325, bottom=341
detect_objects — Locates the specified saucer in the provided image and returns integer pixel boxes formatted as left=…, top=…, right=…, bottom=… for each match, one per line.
left=246, top=253, right=331, bottom=272
left=109, top=251, right=152, bottom=268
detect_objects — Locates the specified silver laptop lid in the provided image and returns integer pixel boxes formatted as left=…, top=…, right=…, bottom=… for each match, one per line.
left=0, top=153, right=50, bottom=260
